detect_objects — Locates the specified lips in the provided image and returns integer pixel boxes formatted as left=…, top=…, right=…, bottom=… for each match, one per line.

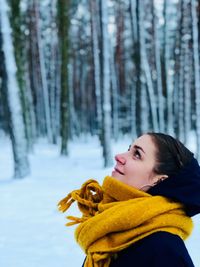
left=114, top=167, right=124, bottom=175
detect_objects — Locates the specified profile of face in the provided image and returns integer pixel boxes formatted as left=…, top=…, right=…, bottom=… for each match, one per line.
left=111, top=134, right=167, bottom=191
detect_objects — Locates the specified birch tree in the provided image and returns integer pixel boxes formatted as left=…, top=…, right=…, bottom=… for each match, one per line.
left=129, top=0, right=141, bottom=135
left=10, top=0, right=37, bottom=151
left=177, top=0, right=192, bottom=143
left=182, top=0, right=192, bottom=144
left=139, top=0, right=159, bottom=132
left=35, top=0, right=52, bottom=142
left=0, top=0, right=30, bottom=178
left=191, top=0, right=200, bottom=159
left=153, top=0, right=164, bottom=132
left=163, top=1, right=178, bottom=135
left=100, top=0, right=112, bottom=167
left=89, top=0, right=102, bottom=135
left=173, top=0, right=182, bottom=137
left=110, top=41, right=120, bottom=140
left=115, top=0, right=126, bottom=94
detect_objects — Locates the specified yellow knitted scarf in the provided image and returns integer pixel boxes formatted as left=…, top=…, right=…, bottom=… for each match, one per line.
left=58, top=176, right=193, bottom=267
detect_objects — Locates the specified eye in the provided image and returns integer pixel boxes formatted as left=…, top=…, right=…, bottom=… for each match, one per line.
left=128, top=145, right=131, bottom=151
left=133, top=149, right=141, bottom=159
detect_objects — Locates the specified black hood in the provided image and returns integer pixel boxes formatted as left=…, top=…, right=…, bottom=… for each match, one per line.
left=148, top=157, right=200, bottom=217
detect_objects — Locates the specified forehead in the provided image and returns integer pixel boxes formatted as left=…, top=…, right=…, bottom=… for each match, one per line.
left=132, top=134, right=157, bottom=155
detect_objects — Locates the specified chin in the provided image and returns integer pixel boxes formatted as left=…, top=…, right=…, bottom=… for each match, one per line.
left=111, top=170, right=119, bottom=178
left=111, top=170, right=123, bottom=181
left=111, top=170, right=116, bottom=177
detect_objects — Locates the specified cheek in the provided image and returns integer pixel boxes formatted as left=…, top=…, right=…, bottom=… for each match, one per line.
left=127, top=163, right=152, bottom=180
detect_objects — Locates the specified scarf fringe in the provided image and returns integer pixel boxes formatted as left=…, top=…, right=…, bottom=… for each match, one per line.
left=58, top=192, right=75, bottom=212
left=58, top=179, right=104, bottom=224
left=66, top=216, right=89, bottom=226
left=84, top=253, right=111, bottom=267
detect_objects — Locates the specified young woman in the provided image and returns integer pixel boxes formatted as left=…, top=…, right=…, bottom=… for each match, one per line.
left=58, top=133, right=200, bottom=267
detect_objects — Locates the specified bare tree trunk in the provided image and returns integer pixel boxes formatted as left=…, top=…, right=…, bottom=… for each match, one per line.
left=191, top=0, right=200, bottom=159
left=28, top=1, right=46, bottom=136
left=34, top=0, right=52, bottom=142
left=24, top=56, right=37, bottom=151
left=163, top=1, right=175, bottom=135
left=89, top=0, right=102, bottom=134
left=183, top=0, right=192, bottom=144
left=178, top=50, right=185, bottom=143
left=49, top=0, right=59, bottom=144
left=130, top=0, right=142, bottom=135
left=79, top=59, right=87, bottom=135
left=178, top=1, right=185, bottom=142
left=139, top=0, right=159, bottom=132
left=153, top=0, right=164, bottom=132
left=110, top=41, right=119, bottom=140
left=115, top=1, right=126, bottom=94
left=184, top=44, right=192, bottom=144
left=129, top=0, right=138, bottom=137
left=0, top=0, right=30, bottom=178
left=140, top=83, right=149, bottom=133
left=0, top=29, right=9, bottom=134
left=100, top=0, right=112, bottom=167
left=58, top=0, right=70, bottom=155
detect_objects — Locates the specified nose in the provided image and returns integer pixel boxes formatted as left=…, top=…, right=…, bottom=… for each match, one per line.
left=115, top=154, right=126, bottom=165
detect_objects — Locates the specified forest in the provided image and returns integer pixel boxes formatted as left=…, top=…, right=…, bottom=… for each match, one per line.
left=0, top=0, right=200, bottom=178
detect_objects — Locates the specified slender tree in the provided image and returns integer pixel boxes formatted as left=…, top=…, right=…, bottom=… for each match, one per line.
left=115, top=0, right=126, bottom=94
left=153, top=0, right=164, bottom=132
left=130, top=0, right=141, bottom=135
left=89, top=0, right=102, bottom=135
left=110, top=41, right=120, bottom=140
left=0, top=29, right=9, bottom=134
left=28, top=0, right=46, bottom=136
left=183, top=0, right=192, bottom=144
left=139, top=0, right=159, bottom=132
left=100, top=0, right=113, bottom=167
left=163, top=1, right=175, bottom=134
left=49, top=0, right=60, bottom=143
left=57, top=0, right=70, bottom=155
left=0, top=0, right=30, bottom=178
left=35, top=0, right=52, bottom=142
left=191, top=0, right=200, bottom=159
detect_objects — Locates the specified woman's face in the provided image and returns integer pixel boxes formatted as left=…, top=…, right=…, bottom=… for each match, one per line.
left=112, top=134, right=162, bottom=191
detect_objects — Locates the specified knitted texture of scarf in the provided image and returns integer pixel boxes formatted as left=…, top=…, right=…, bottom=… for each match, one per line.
left=58, top=176, right=193, bottom=267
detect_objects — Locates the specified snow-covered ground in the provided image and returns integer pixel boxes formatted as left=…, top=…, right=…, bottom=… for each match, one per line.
left=0, top=134, right=199, bottom=267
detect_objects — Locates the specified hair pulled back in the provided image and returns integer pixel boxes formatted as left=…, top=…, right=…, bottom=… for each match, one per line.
left=147, top=133, right=193, bottom=176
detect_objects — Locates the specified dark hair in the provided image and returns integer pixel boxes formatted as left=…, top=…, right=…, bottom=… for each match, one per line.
left=147, top=132, right=194, bottom=176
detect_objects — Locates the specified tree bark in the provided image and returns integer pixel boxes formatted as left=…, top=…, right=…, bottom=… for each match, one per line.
left=100, top=0, right=113, bottom=167
left=191, top=0, right=200, bottom=159
left=0, top=0, right=30, bottom=178
left=58, top=0, right=70, bottom=155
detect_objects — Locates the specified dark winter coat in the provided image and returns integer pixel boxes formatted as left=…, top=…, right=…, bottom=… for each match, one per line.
left=83, top=158, right=200, bottom=267
left=109, top=231, right=194, bottom=267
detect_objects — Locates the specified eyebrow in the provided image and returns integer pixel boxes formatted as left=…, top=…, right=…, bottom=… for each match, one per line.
left=133, top=145, right=145, bottom=154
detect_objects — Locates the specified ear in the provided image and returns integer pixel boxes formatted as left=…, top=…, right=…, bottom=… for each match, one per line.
left=152, top=174, right=168, bottom=186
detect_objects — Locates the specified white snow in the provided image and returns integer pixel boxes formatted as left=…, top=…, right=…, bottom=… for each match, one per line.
left=0, top=134, right=199, bottom=267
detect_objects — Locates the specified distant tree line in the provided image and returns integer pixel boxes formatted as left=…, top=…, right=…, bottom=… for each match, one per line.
left=0, top=0, right=200, bottom=178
